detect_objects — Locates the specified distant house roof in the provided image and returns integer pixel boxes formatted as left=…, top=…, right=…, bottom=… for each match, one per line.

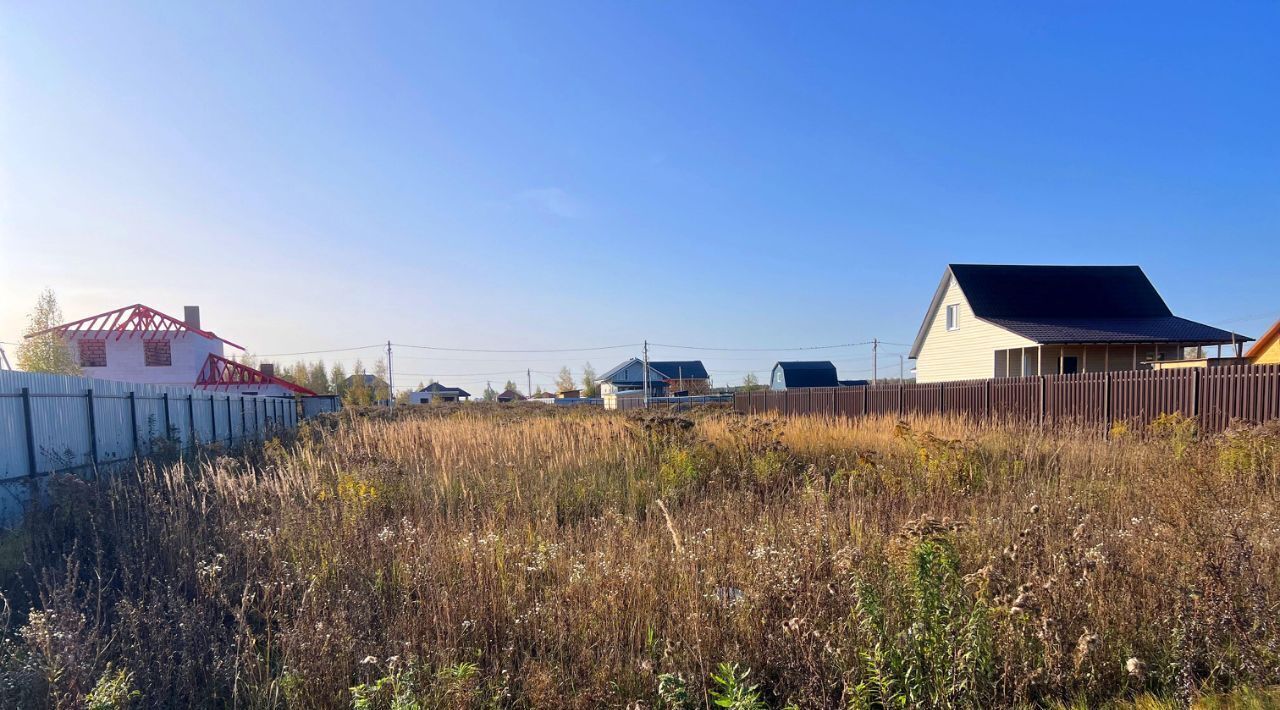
left=1246, top=319, right=1280, bottom=359
left=344, top=374, right=388, bottom=388
left=419, top=382, right=471, bottom=397
left=910, top=265, right=1248, bottom=358
left=839, top=379, right=870, bottom=387
left=497, top=389, right=525, bottom=401
left=649, top=361, right=709, bottom=380
left=774, top=361, right=840, bottom=388
left=599, top=358, right=709, bottom=384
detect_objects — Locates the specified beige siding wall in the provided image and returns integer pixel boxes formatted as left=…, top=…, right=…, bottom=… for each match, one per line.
left=914, top=277, right=1034, bottom=383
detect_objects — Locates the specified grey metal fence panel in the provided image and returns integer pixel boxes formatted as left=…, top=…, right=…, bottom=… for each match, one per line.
left=0, top=371, right=299, bottom=480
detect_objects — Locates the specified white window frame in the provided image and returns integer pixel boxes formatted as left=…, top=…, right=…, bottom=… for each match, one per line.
left=945, top=304, right=959, bottom=331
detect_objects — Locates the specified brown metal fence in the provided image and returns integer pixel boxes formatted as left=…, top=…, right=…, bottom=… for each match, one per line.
left=734, top=364, right=1280, bottom=433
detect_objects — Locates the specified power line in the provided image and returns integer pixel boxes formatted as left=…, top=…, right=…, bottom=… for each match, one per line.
left=648, top=341, right=873, bottom=352
left=255, top=344, right=385, bottom=357
left=393, top=342, right=639, bottom=353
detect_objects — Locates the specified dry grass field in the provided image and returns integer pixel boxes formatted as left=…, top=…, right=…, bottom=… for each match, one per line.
left=1, top=404, right=1279, bottom=708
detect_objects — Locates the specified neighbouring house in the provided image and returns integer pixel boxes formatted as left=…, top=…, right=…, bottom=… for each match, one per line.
left=557, top=389, right=581, bottom=399
left=195, top=356, right=317, bottom=396
left=409, top=382, right=471, bottom=404
left=26, top=304, right=246, bottom=387
left=770, top=361, right=841, bottom=389
left=909, top=264, right=1249, bottom=383
left=1246, top=319, right=1280, bottom=365
left=598, top=359, right=710, bottom=397
left=649, top=361, right=711, bottom=394
left=496, top=389, right=525, bottom=402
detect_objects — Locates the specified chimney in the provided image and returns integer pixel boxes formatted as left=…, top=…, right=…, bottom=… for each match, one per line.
left=261, top=363, right=275, bottom=378
left=183, top=306, right=201, bottom=330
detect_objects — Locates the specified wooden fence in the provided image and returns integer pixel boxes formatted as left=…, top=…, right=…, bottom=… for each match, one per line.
left=734, top=364, right=1280, bottom=433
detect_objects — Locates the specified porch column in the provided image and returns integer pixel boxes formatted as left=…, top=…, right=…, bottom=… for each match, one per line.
left=1037, top=345, right=1042, bottom=376
left=1133, top=345, right=1138, bottom=369
left=1104, top=345, right=1110, bottom=372
left=1083, top=346, right=1088, bottom=373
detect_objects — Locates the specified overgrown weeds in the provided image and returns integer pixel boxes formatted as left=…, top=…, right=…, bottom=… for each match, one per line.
left=1, top=406, right=1279, bottom=708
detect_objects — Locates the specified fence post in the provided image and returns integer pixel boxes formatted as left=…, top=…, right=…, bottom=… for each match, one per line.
left=162, top=392, right=172, bottom=440
left=21, top=387, right=37, bottom=477
left=240, top=397, right=247, bottom=440
left=985, top=379, right=992, bottom=420
left=188, top=393, right=197, bottom=447
left=226, top=396, right=234, bottom=441
left=1190, top=369, right=1201, bottom=423
left=128, top=391, right=139, bottom=456
left=898, top=383, right=905, bottom=417
left=1103, top=372, right=1111, bottom=433
left=1039, top=376, right=1046, bottom=425
left=86, top=388, right=99, bottom=467
left=210, top=395, right=217, bottom=442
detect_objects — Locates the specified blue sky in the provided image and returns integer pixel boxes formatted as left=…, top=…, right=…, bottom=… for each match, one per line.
left=2, top=2, right=1278, bottom=390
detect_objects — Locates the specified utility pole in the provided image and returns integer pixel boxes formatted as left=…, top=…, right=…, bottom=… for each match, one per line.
left=386, top=340, right=395, bottom=409
left=527, top=368, right=532, bottom=397
left=872, top=338, right=878, bottom=384
left=643, top=340, right=650, bottom=408
left=0, top=344, right=9, bottom=371
left=899, top=354, right=904, bottom=381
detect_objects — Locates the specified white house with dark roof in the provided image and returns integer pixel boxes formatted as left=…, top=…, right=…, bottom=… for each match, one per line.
left=408, top=382, right=471, bottom=404
left=909, top=265, right=1248, bottom=383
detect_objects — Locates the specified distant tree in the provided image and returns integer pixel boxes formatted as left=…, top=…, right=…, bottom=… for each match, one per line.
left=482, top=382, right=498, bottom=401
left=345, top=360, right=372, bottom=406
left=502, top=380, right=521, bottom=396
left=372, top=359, right=390, bottom=404
left=331, top=362, right=348, bottom=396
left=581, top=362, right=599, bottom=397
left=533, top=385, right=547, bottom=397
left=16, top=288, right=80, bottom=375
left=741, top=372, right=765, bottom=391
left=309, top=360, right=331, bottom=394
left=556, top=366, right=576, bottom=393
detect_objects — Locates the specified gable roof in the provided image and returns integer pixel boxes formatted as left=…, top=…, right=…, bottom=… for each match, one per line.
left=497, top=389, right=525, bottom=400
left=598, top=358, right=668, bottom=384
left=344, top=374, right=388, bottom=388
left=910, top=265, right=1247, bottom=358
left=1246, top=319, right=1280, bottom=359
left=419, top=382, right=471, bottom=397
left=773, top=361, right=840, bottom=388
left=27, top=303, right=245, bottom=350
left=649, top=361, right=709, bottom=380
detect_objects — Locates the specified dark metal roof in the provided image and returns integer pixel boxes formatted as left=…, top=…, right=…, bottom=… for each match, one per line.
left=951, top=264, right=1172, bottom=318
left=649, top=361, right=709, bottom=380
left=909, top=264, right=1249, bottom=357
left=774, top=361, right=839, bottom=388
left=420, top=382, right=471, bottom=397
left=496, top=389, right=525, bottom=400
left=984, top=316, right=1245, bottom=345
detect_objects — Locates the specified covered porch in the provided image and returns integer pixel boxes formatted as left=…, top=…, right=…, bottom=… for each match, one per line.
left=993, top=341, right=1246, bottom=378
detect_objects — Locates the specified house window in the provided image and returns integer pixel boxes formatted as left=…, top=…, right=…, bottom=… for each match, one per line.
left=946, top=304, right=959, bottom=331
left=144, top=340, right=172, bottom=367
left=78, top=340, right=107, bottom=368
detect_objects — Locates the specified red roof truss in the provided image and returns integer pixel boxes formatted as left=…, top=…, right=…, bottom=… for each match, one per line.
left=195, top=354, right=316, bottom=395
left=26, top=303, right=245, bottom=350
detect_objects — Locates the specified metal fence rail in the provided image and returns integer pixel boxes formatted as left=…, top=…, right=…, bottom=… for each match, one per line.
left=0, top=370, right=300, bottom=482
left=734, top=364, right=1280, bottom=433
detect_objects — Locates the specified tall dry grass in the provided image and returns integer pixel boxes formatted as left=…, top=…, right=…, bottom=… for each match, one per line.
left=1, top=404, right=1278, bottom=708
